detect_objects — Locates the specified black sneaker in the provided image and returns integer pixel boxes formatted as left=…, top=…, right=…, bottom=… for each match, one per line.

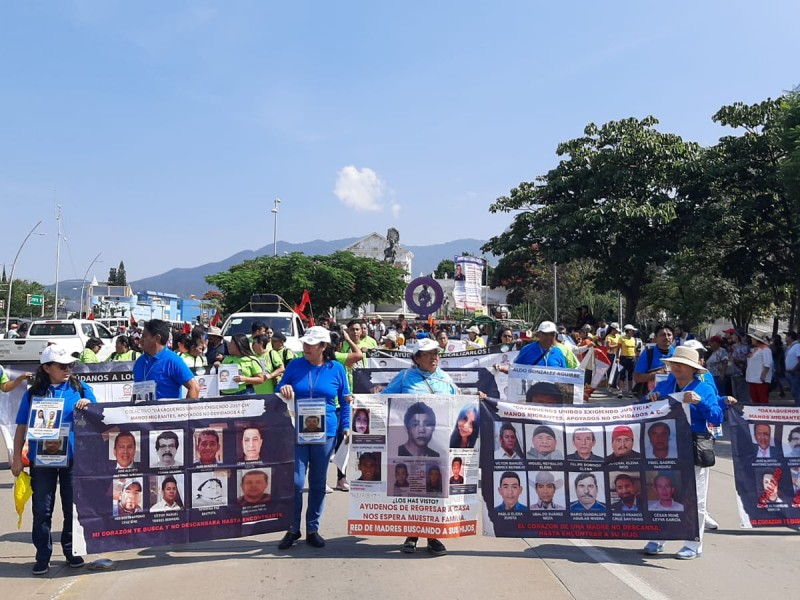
left=427, top=538, right=447, bottom=557
left=306, top=532, right=325, bottom=548
left=67, top=555, right=85, bottom=568
left=32, top=561, right=49, bottom=576
left=401, top=537, right=418, bottom=553
left=278, top=530, right=301, bottom=550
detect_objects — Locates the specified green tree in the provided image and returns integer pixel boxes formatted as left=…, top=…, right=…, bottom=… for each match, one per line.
left=484, top=117, right=701, bottom=324
left=0, top=279, right=53, bottom=319
left=206, top=252, right=407, bottom=316
left=434, top=259, right=455, bottom=279
left=690, top=96, right=800, bottom=330
left=108, top=267, right=118, bottom=285
left=116, top=261, right=127, bottom=286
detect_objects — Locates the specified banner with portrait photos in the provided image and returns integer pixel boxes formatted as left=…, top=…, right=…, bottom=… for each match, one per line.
left=480, top=398, right=699, bottom=540
left=347, top=394, right=479, bottom=539
left=71, top=395, right=294, bottom=555
left=0, top=361, right=219, bottom=455
left=359, top=345, right=519, bottom=401
left=729, top=406, right=800, bottom=528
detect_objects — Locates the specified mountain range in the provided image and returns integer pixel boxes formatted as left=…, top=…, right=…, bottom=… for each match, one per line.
left=50, top=237, right=492, bottom=300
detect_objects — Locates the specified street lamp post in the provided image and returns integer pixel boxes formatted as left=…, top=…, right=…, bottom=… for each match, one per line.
left=5, top=220, right=44, bottom=332
left=79, top=252, right=103, bottom=319
left=272, top=197, right=282, bottom=257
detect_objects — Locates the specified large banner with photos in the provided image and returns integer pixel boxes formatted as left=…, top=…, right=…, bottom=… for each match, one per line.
left=729, top=406, right=800, bottom=528
left=71, top=395, right=294, bottom=554
left=480, top=398, right=699, bottom=541
left=347, top=394, right=479, bottom=539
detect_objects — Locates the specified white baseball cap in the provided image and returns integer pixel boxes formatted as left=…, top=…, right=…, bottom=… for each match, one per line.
left=299, top=326, right=331, bottom=346
left=537, top=321, right=557, bottom=334
left=40, top=344, right=76, bottom=365
left=414, top=338, right=440, bottom=354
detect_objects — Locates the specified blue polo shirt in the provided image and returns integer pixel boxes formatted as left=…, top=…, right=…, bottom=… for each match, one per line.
left=133, top=348, right=195, bottom=400
left=514, top=343, right=568, bottom=368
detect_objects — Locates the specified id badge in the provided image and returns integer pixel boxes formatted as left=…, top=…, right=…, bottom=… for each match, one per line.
left=27, top=398, right=64, bottom=440
left=296, top=397, right=326, bottom=445
left=34, top=426, right=70, bottom=467
left=132, top=381, right=157, bottom=404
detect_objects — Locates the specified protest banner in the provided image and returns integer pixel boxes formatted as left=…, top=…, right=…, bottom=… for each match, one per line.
left=480, top=398, right=699, bottom=541
left=71, top=395, right=294, bottom=555
left=347, top=394, right=479, bottom=539
left=453, top=256, right=484, bottom=310
left=729, top=406, right=800, bottom=528
left=507, top=364, right=585, bottom=404
left=359, top=345, right=518, bottom=401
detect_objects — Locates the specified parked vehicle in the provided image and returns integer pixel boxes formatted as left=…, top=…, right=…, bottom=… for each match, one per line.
left=0, top=319, right=119, bottom=362
left=220, top=295, right=305, bottom=353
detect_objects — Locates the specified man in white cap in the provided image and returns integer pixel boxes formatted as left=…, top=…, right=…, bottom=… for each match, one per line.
left=530, top=471, right=564, bottom=510
left=513, top=321, right=568, bottom=368
left=465, top=325, right=485, bottom=349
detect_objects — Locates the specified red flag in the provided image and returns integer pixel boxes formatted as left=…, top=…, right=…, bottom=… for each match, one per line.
left=294, top=289, right=314, bottom=325
left=209, top=310, right=221, bottom=326
left=88, top=313, right=94, bottom=320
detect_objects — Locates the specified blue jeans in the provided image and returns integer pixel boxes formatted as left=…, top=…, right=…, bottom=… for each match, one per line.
left=788, top=372, right=800, bottom=406
left=292, top=436, right=336, bottom=533
left=30, top=464, right=74, bottom=564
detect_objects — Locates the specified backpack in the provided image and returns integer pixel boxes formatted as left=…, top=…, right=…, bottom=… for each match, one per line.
left=631, top=346, right=655, bottom=399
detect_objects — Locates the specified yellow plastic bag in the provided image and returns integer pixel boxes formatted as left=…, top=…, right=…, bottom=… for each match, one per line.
left=14, top=471, right=32, bottom=529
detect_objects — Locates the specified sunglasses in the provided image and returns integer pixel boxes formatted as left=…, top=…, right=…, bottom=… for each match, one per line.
left=48, top=362, right=77, bottom=370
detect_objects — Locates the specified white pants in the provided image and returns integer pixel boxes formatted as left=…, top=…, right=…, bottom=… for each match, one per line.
left=684, top=466, right=708, bottom=552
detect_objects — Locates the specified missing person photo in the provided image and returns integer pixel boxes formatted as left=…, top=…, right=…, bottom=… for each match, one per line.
left=644, top=420, right=677, bottom=460
left=565, top=426, right=604, bottom=462
left=150, top=430, right=184, bottom=468
left=193, top=428, right=224, bottom=466
left=237, top=468, right=272, bottom=507
left=108, top=429, right=141, bottom=470
left=192, top=471, right=229, bottom=508
left=150, top=474, right=185, bottom=512
left=494, top=422, right=524, bottom=461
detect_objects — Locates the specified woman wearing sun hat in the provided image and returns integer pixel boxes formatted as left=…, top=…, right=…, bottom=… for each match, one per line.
left=638, top=346, right=722, bottom=560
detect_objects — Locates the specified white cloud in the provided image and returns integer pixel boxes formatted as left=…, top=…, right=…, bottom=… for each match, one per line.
left=334, top=166, right=385, bottom=212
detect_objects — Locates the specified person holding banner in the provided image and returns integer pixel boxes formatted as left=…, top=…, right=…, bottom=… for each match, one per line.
left=495, top=321, right=567, bottom=373
left=0, top=363, right=33, bottom=393
left=10, top=344, right=96, bottom=575
left=640, top=346, right=722, bottom=560
left=220, top=334, right=266, bottom=396
left=277, top=326, right=350, bottom=550
left=381, top=337, right=456, bottom=557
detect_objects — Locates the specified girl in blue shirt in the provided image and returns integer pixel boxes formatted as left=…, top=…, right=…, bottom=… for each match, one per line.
left=11, top=344, right=96, bottom=575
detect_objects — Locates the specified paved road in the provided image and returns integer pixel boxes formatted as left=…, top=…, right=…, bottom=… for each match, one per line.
left=1, top=394, right=796, bottom=599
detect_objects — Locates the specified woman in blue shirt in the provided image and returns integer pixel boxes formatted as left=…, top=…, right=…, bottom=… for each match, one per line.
left=277, top=327, right=350, bottom=550
left=10, top=344, right=96, bottom=576
left=639, top=346, right=722, bottom=560
left=382, top=337, right=457, bottom=557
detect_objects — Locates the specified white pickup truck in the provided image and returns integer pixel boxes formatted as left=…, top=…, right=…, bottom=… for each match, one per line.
left=0, top=319, right=119, bottom=363
left=220, top=294, right=306, bottom=353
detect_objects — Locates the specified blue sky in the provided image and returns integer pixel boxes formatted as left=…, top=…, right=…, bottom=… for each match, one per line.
left=1, top=1, right=798, bottom=286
